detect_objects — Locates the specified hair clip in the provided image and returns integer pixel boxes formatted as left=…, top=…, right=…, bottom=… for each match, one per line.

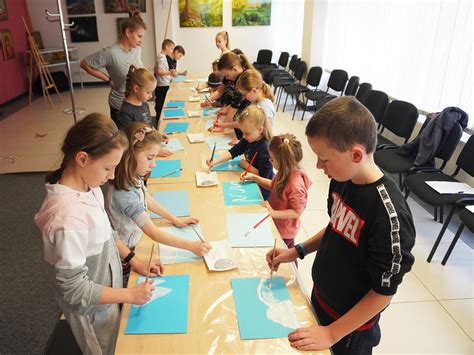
left=283, top=138, right=290, bottom=145
left=133, top=127, right=153, bottom=145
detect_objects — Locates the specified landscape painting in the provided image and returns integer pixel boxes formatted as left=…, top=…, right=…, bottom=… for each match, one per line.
left=179, top=0, right=223, bottom=28
left=232, top=0, right=271, bottom=26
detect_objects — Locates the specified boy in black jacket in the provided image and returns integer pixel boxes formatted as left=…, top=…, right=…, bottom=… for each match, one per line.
left=267, top=96, right=416, bottom=354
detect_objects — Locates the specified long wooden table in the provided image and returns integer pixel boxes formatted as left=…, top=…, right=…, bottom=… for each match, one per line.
left=115, top=75, right=329, bottom=354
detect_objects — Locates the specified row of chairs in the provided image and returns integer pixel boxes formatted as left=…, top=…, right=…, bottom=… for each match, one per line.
left=253, top=49, right=473, bottom=265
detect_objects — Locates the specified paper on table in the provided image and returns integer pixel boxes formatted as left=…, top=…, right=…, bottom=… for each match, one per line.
left=163, top=108, right=186, bottom=119
left=163, top=122, right=189, bottom=133
left=158, top=225, right=203, bottom=264
left=151, top=191, right=190, bottom=218
left=191, top=87, right=210, bottom=94
left=173, top=75, right=187, bottom=82
left=203, top=107, right=220, bottom=117
left=211, top=155, right=243, bottom=172
left=187, top=133, right=205, bottom=143
left=165, top=100, right=185, bottom=108
left=231, top=277, right=299, bottom=340
left=426, top=181, right=474, bottom=194
left=161, top=138, right=184, bottom=152
left=187, top=110, right=201, bottom=118
left=188, top=96, right=200, bottom=102
left=203, top=240, right=238, bottom=271
left=150, top=160, right=181, bottom=178
left=223, top=181, right=263, bottom=206
left=195, top=171, right=218, bottom=187
left=206, top=136, right=232, bottom=151
left=125, top=275, right=190, bottom=334
left=226, top=213, right=274, bottom=247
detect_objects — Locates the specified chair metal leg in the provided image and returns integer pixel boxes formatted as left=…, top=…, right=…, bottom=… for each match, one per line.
left=440, top=206, right=444, bottom=223
left=292, top=98, right=298, bottom=120
left=441, top=223, right=465, bottom=265
left=434, top=206, right=438, bottom=221
left=427, top=205, right=457, bottom=262
left=282, top=92, right=289, bottom=112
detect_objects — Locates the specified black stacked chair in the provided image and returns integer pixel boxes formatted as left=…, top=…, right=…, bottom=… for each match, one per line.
left=404, top=135, right=474, bottom=230
left=364, top=90, right=389, bottom=127
left=253, top=49, right=272, bottom=70
left=267, top=54, right=298, bottom=86
left=300, top=69, right=348, bottom=121
left=355, top=82, right=372, bottom=104
left=436, top=205, right=474, bottom=265
left=375, top=118, right=463, bottom=187
left=377, top=100, right=419, bottom=148
left=275, top=60, right=307, bottom=111
left=261, top=52, right=289, bottom=79
left=313, top=75, right=360, bottom=111
left=273, top=58, right=301, bottom=105
left=282, top=66, right=323, bottom=120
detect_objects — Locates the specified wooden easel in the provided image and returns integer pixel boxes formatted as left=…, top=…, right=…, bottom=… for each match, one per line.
left=22, top=16, right=62, bottom=108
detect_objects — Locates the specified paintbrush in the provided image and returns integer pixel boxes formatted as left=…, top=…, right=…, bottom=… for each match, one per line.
left=145, top=243, right=155, bottom=284
left=268, top=238, right=277, bottom=289
left=161, top=167, right=182, bottom=178
left=190, top=225, right=205, bottom=243
left=244, top=214, right=271, bottom=237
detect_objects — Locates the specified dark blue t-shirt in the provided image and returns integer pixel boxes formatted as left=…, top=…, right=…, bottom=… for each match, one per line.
left=229, top=138, right=274, bottom=199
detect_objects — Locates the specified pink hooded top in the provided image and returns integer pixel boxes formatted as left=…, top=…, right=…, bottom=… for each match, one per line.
left=268, top=169, right=312, bottom=239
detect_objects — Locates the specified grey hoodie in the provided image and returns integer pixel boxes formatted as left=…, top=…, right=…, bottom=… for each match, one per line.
left=35, top=183, right=122, bottom=316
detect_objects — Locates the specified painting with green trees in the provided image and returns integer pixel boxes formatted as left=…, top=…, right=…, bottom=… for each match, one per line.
left=179, top=0, right=223, bottom=27
left=232, top=0, right=271, bottom=26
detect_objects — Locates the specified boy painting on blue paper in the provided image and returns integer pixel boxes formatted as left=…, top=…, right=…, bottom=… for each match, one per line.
left=105, top=122, right=211, bottom=286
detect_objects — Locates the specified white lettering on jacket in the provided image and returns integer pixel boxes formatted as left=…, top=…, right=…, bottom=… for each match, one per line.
left=330, top=192, right=365, bottom=246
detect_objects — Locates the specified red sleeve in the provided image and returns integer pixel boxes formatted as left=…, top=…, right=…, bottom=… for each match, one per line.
left=285, top=175, right=310, bottom=215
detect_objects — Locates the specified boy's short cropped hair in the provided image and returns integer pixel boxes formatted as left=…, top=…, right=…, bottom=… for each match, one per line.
left=174, top=45, right=185, bottom=55
left=305, top=96, right=378, bottom=154
left=161, top=39, right=175, bottom=50
left=208, top=71, right=223, bottom=88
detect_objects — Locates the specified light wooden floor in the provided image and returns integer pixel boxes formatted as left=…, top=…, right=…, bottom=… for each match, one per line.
left=1, top=87, right=472, bottom=354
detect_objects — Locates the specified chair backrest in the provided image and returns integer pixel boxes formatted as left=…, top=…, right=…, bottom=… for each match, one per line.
left=455, top=135, right=474, bottom=176
left=294, top=60, right=307, bottom=82
left=364, top=90, right=389, bottom=124
left=344, top=76, right=359, bottom=96
left=435, top=122, right=462, bottom=170
left=278, top=52, right=290, bottom=68
left=256, top=49, right=272, bottom=64
left=306, top=66, right=323, bottom=88
left=288, top=55, right=299, bottom=72
left=355, top=82, right=372, bottom=104
left=380, top=100, right=419, bottom=142
left=327, top=69, right=348, bottom=93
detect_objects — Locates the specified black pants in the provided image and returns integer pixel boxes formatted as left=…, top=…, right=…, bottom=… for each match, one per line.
left=312, top=294, right=381, bottom=355
left=110, top=106, right=119, bottom=126
left=155, top=85, right=170, bottom=127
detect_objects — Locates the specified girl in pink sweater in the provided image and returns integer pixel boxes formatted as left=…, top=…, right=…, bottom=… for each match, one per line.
left=242, top=134, right=312, bottom=248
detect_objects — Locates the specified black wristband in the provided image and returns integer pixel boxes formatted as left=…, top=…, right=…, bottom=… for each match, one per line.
left=123, top=251, right=135, bottom=263
left=295, top=243, right=307, bottom=260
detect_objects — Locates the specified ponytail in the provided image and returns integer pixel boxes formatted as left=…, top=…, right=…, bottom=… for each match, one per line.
left=236, top=69, right=274, bottom=102
left=120, top=5, right=146, bottom=38
left=45, top=161, right=67, bottom=184
left=269, top=134, right=303, bottom=197
left=217, top=52, right=254, bottom=72
left=125, top=65, right=135, bottom=98
left=124, top=66, right=156, bottom=98
left=238, top=104, right=272, bottom=142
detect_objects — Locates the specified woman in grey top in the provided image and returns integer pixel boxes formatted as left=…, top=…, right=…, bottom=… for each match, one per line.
left=80, top=8, right=146, bottom=123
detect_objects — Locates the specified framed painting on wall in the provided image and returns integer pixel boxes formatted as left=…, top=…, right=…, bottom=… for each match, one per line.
left=105, top=0, right=146, bottom=13
left=69, top=16, right=99, bottom=42
left=179, top=0, right=223, bottom=28
left=232, top=0, right=271, bottom=26
left=0, top=0, right=8, bottom=21
left=66, top=0, right=96, bottom=15
left=0, top=30, right=15, bottom=60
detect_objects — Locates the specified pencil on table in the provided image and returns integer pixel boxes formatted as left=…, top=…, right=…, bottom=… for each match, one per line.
left=161, top=167, right=183, bottom=178
left=190, top=225, right=205, bottom=243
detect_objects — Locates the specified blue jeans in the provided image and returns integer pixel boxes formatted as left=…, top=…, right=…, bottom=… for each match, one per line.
left=312, top=294, right=381, bottom=355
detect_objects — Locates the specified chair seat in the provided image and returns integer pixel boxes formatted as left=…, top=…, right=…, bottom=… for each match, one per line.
left=284, top=84, right=308, bottom=94
left=459, top=207, right=474, bottom=231
left=273, top=77, right=296, bottom=87
left=374, top=149, right=415, bottom=173
left=405, top=173, right=474, bottom=206
left=377, top=135, right=394, bottom=147
left=305, top=90, right=328, bottom=101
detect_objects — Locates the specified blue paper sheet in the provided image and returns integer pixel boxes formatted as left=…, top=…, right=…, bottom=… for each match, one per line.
left=205, top=119, right=214, bottom=130
left=161, top=138, right=184, bottom=152
left=158, top=225, right=203, bottom=264
left=173, top=75, right=187, bottom=82
left=211, top=155, right=243, bottom=172
left=165, top=100, right=186, bottom=108
left=163, top=122, right=189, bottom=133
left=163, top=108, right=186, bottom=119
left=125, top=275, right=190, bottom=334
left=202, top=107, right=220, bottom=117
left=150, top=160, right=181, bottom=178
left=231, top=277, right=299, bottom=339
left=226, top=213, right=274, bottom=247
left=151, top=191, right=190, bottom=219
left=206, top=136, right=232, bottom=151
left=223, top=181, right=263, bottom=206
